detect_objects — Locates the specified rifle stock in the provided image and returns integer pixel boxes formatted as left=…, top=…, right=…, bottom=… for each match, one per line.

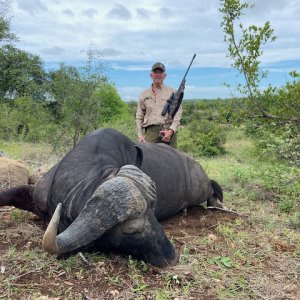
left=161, top=94, right=174, bottom=116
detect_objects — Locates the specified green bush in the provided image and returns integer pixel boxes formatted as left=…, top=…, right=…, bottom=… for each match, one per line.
left=0, top=103, right=15, bottom=139
left=102, top=114, right=136, bottom=141
left=0, top=97, right=57, bottom=142
left=178, top=120, right=226, bottom=157
left=245, top=121, right=300, bottom=167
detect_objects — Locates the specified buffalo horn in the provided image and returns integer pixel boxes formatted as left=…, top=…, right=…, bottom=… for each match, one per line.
left=42, top=202, right=62, bottom=254
left=42, top=168, right=149, bottom=256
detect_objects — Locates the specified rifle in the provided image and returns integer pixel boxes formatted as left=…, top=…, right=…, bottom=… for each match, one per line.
left=161, top=54, right=196, bottom=118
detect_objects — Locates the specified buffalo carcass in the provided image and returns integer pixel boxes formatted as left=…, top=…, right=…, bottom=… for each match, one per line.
left=0, top=128, right=223, bottom=267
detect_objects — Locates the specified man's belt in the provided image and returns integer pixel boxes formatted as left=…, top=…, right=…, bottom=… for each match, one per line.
left=144, top=124, right=164, bottom=132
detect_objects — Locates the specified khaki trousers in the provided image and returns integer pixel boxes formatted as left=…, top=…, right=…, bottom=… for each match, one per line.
left=144, top=125, right=177, bottom=148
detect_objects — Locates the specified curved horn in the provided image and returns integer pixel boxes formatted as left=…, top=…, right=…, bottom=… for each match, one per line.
left=42, top=203, right=62, bottom=254
left=42, top=172, right=149, bottom=256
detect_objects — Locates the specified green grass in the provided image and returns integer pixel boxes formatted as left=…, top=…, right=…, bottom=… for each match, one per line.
left=199, top=127, right=300, bottom=228
left=0, top=140, right=63, bottom=179
left=0, top=127, right=300, bottom=299
left=0, top=140, right=52, bottom=161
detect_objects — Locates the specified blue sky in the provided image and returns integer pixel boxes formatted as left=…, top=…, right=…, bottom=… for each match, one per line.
left=8, top=0, right=300, bottom=101
left=106, top=60, right=300, bottom=101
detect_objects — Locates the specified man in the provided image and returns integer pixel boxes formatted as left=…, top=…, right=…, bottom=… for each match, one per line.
left=136, top=62, right=182, bottom=148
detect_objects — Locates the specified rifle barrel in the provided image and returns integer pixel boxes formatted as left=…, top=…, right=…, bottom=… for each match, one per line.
left=161, top=54, right=196, bottom=116
left=182, top=54, right=196, bottom=81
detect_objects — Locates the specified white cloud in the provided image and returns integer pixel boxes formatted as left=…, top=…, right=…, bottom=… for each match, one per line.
left=82, top=8, right=98, bottom=18
left=41, top=46, right=66, bottom=56
left=12, top=0, right=300, bottom=65
left=107, top=4, right=131, bottom=20
left=16, top=0, right=48, bottom=15
left=136, top=8, right=150, bottom=19
left=62, top=9, right=74, bottom=17
left=117, top=86, right=144, bottom=101
left=9, top=0, right=300, bottom=99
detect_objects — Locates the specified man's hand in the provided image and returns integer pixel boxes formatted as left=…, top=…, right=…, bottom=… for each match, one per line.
left=138, top=135, right=146, bottom=142
left=159, top=129, right=173, bottom=143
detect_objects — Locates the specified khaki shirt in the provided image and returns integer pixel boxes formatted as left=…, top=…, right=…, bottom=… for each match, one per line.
left=136, top=84, right=182, bottom=137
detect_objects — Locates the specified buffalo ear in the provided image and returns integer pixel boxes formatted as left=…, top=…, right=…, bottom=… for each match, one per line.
left=0, top=185, right=39, bottom=215
left=134, top=145, right=143, bottom=168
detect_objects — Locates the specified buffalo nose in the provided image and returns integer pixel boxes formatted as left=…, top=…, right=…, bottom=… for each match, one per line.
left=168, top=250, right=179, bottom=267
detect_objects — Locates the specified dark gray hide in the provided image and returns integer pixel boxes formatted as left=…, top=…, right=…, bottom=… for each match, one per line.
left=137, top=142, right=222, bottom=220
left=0, top=128, right=222, bottom=267
left=35, top=129, right=222, bottom=221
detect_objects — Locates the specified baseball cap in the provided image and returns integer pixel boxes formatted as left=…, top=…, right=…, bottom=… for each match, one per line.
left=151, top=62, right=165, bottom=72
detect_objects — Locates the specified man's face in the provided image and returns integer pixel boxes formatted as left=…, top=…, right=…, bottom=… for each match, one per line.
left=150, top=69, right=166, bottom=85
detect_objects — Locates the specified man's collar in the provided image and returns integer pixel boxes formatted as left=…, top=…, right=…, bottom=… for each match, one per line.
left=151, top=83, right=164, bottom=89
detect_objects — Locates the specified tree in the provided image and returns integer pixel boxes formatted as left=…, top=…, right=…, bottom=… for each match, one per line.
left=0, top=96, right=55, bottom=141
left=0, top=45, right=47, bottom=100
left=0, top=1, right=47, bottom=101
left=11, top=97, right=54, bottom=141
left=96, top=83, right=128, bottom=125
left=48, top=49, right=128, bottom=148
left=219, top=0, right=277, bottom=117
left=49, top=63, right=100, bottom=147
left=219, top=0, right=300, bottom=165
left=219, top=0, right=300, bottom=122
left=0, top=101, right=14, bottom=139
left=0, top=17, right=14, bottom=42
left=0, top=0, right=15, bottom=44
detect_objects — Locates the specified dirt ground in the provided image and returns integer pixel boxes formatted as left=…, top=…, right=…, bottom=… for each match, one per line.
left=0, top=205, right=246, bottom=300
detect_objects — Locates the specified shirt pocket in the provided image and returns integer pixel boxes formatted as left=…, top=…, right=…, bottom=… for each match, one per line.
left=144, top=96, right=155, bottom=112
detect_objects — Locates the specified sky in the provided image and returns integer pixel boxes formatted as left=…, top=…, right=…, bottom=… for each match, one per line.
left=7, top=0, right=300, bottom=101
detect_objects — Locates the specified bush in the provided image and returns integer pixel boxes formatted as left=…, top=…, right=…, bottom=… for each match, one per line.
left=178, top=120, right=226, bottom=157
left=0, top=103, right=15, bottom=139
left=0, top=97, right=57, bottom=142
left=246, top=121, right=300, bottom=167
left=102, top=114, right=136, bottom=141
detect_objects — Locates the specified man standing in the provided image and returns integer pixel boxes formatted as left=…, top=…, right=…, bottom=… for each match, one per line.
left=136, top=62, right=182, bottom=148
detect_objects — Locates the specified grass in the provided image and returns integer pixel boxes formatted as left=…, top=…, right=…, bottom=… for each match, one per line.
left=200, top=128, right=300, bottom=227
left=198, top=127, right=300, bottom=299
left=0, top=140, right=64, bottom=183
left=0, top=127, right=300, bottom=299
left=0, top=140, right=53, bottom=161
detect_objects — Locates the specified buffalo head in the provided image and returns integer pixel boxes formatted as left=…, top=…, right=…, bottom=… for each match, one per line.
left=43, top=165, right=178, bottom=267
